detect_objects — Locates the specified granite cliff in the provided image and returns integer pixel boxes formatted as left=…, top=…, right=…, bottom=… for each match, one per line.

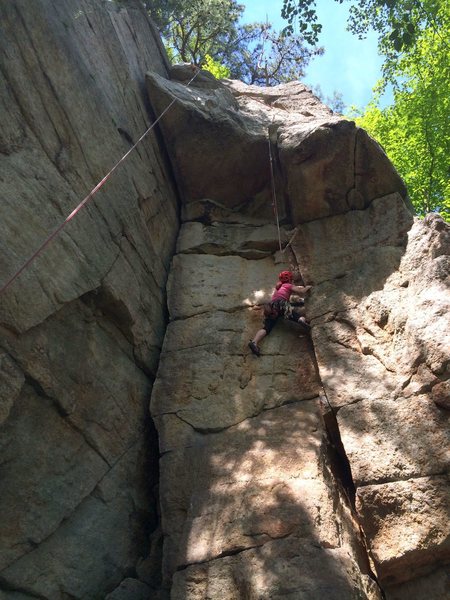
left=0, top=1, right=449, bottom=599
left=0, top=1, right=176, bottom=597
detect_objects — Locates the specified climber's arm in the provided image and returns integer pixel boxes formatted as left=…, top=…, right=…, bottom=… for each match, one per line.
left=292, top=285, right=311, bottom=295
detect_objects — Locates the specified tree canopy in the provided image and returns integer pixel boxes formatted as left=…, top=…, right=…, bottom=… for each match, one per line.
left=351, top=8, right=449, bottom=218
left=223, top=22, right=324, bottom=85
left=142, top=0, right=323, bottom=85
left=281, top=0, right=444, bottom=56
left=282, top=0, right=449, bottom=219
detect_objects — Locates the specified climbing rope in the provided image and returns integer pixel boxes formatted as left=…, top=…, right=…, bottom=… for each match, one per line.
left=267, top=126, right=306, bottom=283
left=0, top=68, right=201, bottom=296
left=267, top=129, right=283, bottom=253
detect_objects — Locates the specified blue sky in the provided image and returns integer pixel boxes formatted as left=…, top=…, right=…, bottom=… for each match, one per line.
left=242, top=0, right=390, bottom=109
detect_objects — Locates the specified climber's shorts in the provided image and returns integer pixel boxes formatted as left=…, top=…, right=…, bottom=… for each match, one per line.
left=262, top=300, right=303, bottom=334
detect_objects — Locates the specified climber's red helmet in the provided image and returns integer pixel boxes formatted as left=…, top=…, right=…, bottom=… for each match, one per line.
left=278, top=270, right=293, bottom=283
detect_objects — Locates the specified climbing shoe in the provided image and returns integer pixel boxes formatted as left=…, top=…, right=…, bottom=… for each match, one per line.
left=298, top=317, right=311, bottom=332
left=248, top=340, right=261, bottom=356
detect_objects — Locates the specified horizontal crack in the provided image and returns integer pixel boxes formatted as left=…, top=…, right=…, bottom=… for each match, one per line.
left=175, top=530, right=297, bottom=573
left=356, top=469, right=449, bottom=490
left=170, top=305, right=250, bottom=322
left=177, top=248, right=275, bottom=260
left=154, top=395, right=321, bottom=438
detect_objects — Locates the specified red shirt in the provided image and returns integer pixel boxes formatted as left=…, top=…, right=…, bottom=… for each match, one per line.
left=271, top=283, right=293, bottom=301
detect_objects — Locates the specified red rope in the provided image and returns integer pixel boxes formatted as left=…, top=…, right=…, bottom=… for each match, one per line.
left=0, top=69, right=200, bottom=295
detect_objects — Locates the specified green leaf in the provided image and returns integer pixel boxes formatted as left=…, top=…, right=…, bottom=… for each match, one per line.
left=393, top=37, right=403, bottom=51
left=402, top=31, right=412, bottom=46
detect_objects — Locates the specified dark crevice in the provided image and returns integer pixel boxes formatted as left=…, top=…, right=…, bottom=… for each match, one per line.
left=0, top=578, right=47, bottom=600
left=175, top=534, right=291, bottom=573
left=177, top=246, right=275, bottom=259
left=321, top=398, right=387, bottom=599
left=305, top=320, right=387, bottom=597
left=321, top=398, right=356, bottom=505
left=357, top=469, right=449, bottom=489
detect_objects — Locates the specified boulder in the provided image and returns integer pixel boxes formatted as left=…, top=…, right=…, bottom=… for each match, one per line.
left=293, top=197, right=450, bottom=589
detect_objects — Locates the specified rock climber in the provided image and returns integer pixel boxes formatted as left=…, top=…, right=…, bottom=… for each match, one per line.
left=248, top=270, right=312, bottom=357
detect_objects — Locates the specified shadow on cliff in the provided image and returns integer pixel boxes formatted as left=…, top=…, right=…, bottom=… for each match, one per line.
left=296, top=214, right=450, bottom=590
left=161, top=319, right=374, bottom=599
left=156, top=211, right=449, bottom=596
left=168, top=409, right=372, bottom=599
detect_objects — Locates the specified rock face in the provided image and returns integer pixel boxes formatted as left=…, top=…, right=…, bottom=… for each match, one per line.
left=152, top=220, right=379, bottom=599
left=146, top=72, right=409, bottom=223
left=147, top=67, right=449, bottom=599
left=0, top=1, right=178, bottom=597
left=1, top=5, right=449, bottom=600
left=296, top=210, right=450, bottom=592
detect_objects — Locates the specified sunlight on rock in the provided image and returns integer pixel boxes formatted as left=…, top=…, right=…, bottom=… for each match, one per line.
left=187, top=536, right=211, bottom=563
left=242, top=288, right=271, bottom=306
left=2, top=4, right=446, bottom=593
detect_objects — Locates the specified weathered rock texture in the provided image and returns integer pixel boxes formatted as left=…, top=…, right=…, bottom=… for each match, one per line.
left=146, top=72, right=409, bottom=224
left=1, top=4, right=449, bottom=600
left=296, top=210, right=450, bottom=592
left=152, top=221, right=379, bottom=599
left=148, top=68, right=449, bottom=599
left=0, top=1, right=178, bottom=597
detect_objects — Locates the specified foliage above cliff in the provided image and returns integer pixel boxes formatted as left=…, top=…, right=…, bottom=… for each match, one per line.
left=347, top=0, right=449, bottom=219
left=281, top=0, right=448, bottom=219
left=136, top=0, right=323, bottom=84
left=281, top=0, right=443, bottom=56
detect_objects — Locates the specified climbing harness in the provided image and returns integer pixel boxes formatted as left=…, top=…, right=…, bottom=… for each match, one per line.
left=0, top=68, right=201, bottom=295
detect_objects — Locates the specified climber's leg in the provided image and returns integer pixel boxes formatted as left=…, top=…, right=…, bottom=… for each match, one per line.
left=248, top=328, right=266, bottom=356
left=285, top=304, right=311, bottom=332
left=249, top=313, right=279, bottom=356
left=254, top=328, right=267, bottom=345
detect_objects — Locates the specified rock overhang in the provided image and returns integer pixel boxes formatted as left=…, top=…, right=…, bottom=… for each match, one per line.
left=146, top=65, right=410, bottom=225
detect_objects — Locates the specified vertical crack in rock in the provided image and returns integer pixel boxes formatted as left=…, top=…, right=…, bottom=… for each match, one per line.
left=1, top=3, right=448, bottom=598
left=150, top=207, right=389, bottom=599
left=147, top=67, right=448, bottom=600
